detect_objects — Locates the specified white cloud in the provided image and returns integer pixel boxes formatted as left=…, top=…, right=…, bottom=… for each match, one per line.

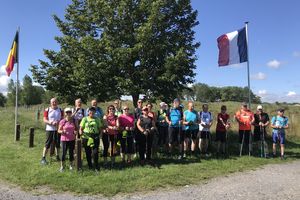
left=251, top=72, right=266, bottom=80
left=267, top=59, right=281, bottom=69
left=293, top=51, right=300, bottom=57
left=258, top=90, right=267, bottom=95
left=0, top=75, right=10, bottom=94
left=287, top=91, right=296, bottom=97
left=0, top=65, right=7, bottom=75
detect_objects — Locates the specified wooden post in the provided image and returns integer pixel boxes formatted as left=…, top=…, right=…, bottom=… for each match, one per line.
left=15, top=124, right=20, bottom=141
left=29, top=128, right=34, bottom=148
left=75, top=139, right=82, bottom=171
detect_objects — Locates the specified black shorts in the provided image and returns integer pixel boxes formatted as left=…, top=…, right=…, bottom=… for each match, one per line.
left=185, top=129, right=198, bottom=140
left=215, top=131, right=227, bottom=143
left=168, top=127, right=184, bottom=144
left=45, top=131, right=60, bottom=149
left=199, top=131, right=210, bottom=139
left=239, top=130, right=251, bottom=144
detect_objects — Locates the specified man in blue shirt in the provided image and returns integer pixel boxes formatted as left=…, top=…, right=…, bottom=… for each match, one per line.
left=86, top=99, right=104, bottom=119
left=166, top=98, right=183, bottom=159
left=271, top=108, right=289, bottom=159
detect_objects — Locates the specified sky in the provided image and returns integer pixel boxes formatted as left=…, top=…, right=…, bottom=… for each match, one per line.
left=0, top=0, right=299, bottom=103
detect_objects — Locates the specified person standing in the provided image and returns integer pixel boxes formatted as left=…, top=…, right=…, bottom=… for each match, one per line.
left=114, top=99, right=123, bottom=117
left=235, top=103, right=254, bottom=156
left=86, top=99, right=104, bottom=119
left=253, top=105, right=270, bottom=157
left=134, top=99, right=143, bottom=158
left=157, top=102, right=169, bottom=152
left=166, top=98, right=184, bottom=159
left=102, top=105, right=119, bottom=168
left=41, top=98, right=64, bottom=165
left=118, top=105, right=135, bottom=164
left=271, top=108, right=289, bottom=160
left=80, top=107, right=104, bottom=171
left=215, top=105, right=230, bottom=157
left=199, top=104, right=213, bottom=157
left=136, top=106, right=156, bottom=165
left=58, top=108, right=77, bottom=172
left=183, top=101, right=199, bottom=158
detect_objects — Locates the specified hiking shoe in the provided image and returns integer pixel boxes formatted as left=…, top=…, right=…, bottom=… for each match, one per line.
left=178, top=155, right=183, bottom=160
left=281, top=155, right=285, bottom=160
left=183, top=153, right=187, bottom=159
left=40, top=157, right=47, bottom=165
left=59, top=166, right=64, bottom=172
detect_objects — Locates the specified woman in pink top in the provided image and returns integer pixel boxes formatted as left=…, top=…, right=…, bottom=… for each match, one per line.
left=58, top=108, right=77, bottom=172
left=118, top=105, right=135, bottom=163
left=102, top=105, right=119, bottom=167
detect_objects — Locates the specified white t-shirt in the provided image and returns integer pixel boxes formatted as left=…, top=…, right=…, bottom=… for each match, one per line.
left=44, top=107, right=63, bottom=131
left=199, top=111, right=213, bottom=132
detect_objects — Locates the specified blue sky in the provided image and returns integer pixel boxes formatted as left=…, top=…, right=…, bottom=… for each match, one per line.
left=0, top=0, right=299, bottom=102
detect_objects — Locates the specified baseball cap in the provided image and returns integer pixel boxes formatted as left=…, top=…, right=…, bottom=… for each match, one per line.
left=257, top=105, right=263, bottom=110
left=159, top=102, right=167, bottom=107
left=64, top=107, right=72, bottom=113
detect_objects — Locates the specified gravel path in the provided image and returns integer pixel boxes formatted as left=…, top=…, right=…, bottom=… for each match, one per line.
left=1, top=161, right=300, bottom=200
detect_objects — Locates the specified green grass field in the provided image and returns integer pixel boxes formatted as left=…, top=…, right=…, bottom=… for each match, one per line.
left=0, top=101, right=299, bottom=197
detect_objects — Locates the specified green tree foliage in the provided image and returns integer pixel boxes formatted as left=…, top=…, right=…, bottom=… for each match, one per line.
left=0, top=93, right=6, bottom=107
left=183, top=83, right=261, bottom=103
left=7, top=76, right=45, bottom=106
left=30, top=0, right=200, bottom=106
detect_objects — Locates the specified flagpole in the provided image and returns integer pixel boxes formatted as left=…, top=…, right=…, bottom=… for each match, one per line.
left=15, top=27, right=20, bottom=141
left=245, top=22, right=251, bottom=109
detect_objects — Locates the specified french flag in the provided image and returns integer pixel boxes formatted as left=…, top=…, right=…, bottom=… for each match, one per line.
left=217, top=27, right=248, bottom=66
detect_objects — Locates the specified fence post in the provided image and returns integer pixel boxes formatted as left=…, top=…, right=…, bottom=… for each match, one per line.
left=29, top=128, right=34, bottom=148
left=76, top=139, right=82, bottom=171
left=15, top=124, right=20, bottom=141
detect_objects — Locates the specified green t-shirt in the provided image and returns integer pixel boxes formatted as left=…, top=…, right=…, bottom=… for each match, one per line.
left=80, top=116, right=103, bottom=137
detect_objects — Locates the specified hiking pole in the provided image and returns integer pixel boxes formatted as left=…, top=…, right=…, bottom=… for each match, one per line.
left=240, top=129, right=245, bottom=157
left=260, top=125, right=263, bottom=158
left=249, top=129, right=252, bottom=156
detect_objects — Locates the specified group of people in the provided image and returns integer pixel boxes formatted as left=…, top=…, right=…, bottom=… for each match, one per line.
left=40, top=97, right=289, bottom=172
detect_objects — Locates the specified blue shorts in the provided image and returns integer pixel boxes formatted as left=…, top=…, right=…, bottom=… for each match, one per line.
left=272, top=131, right=285, bottom=145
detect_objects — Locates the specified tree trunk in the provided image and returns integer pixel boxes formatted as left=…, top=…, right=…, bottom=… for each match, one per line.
left=132, top=94, right=139, bottom=108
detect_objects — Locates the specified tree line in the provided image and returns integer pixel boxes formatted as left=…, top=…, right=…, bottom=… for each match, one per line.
left=182, top=83, right=262, bottom=103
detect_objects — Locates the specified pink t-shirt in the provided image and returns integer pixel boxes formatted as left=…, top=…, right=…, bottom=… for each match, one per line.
left=119, top=114, right=134, bottom=128
left=59, top=119, right=76, bottom=141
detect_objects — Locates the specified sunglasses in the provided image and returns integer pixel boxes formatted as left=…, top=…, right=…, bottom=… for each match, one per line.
left=124, top=108, right=129, bottom=110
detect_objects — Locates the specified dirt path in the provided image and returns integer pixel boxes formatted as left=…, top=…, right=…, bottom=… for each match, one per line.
left=1, top=161, right=300, bottom=200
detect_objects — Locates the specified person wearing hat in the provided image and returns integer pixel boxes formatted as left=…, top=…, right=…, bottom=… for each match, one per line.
left=80, top=107, right=104, bottom=171
left=234, top=103, right=254, bottom=156
left=253, top=105, right=270, bottom=157
left=166, top=98, right=184, bottom=159
left=136, top=106, right=156, bottom=165
left=58, top=108, right=77, bottom=172
left=157, top=102, right=169, bottom=152
left=271, top=109, right=289, bottom=159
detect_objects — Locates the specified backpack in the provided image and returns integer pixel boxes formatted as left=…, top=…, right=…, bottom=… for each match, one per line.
left=44, top=107, right=64, bottom=121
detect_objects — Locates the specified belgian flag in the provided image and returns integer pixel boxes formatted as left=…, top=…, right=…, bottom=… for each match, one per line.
left=5, top=31, right=18, bottom=77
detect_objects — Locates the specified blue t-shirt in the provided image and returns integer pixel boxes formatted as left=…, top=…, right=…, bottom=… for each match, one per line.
left=86, top=107, right=104, bottom=119
left=168, top=108, right=183, bottom=127
left=271, top=116, right=288, bottom=134
left=184, top=110, right=199, bottom=130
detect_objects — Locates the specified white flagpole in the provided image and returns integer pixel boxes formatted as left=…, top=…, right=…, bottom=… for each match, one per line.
left=15, top=27, right=20, bottom=141
left=245, top=22, right=251, bottom=109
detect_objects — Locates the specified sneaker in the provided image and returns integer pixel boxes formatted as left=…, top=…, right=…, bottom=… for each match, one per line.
left=56, top=155, right=61, bottom=161
left=59, top=166, right=64, bottom=172
left=69, top=165, right=73, bottom=170
left=40, top=157, right=47, bottom=165
left=281, top=155, right=285, bottom=160
left=205, top=153, right=210, bottom=158
left=178, top=155, right=183, bottom=160
left=183, top=153, right=187, bottom=159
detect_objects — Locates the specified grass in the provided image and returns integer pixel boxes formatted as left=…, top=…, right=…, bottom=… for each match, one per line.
left=0, top=102, right=300, bottom=197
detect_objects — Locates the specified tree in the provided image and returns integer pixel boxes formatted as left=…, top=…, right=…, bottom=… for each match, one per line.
left=6, top=79, right=22, bottom=106
left=31, top=0, right=200, bottom=106
left=0, top=93, right=6, bottom=107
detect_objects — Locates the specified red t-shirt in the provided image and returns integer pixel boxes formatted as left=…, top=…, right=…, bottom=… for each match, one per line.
left=106, top=115, right=118, bottom=135
left=216, top=113, right=230, bottom=132
left=235, top=109, right=254, bottom=131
